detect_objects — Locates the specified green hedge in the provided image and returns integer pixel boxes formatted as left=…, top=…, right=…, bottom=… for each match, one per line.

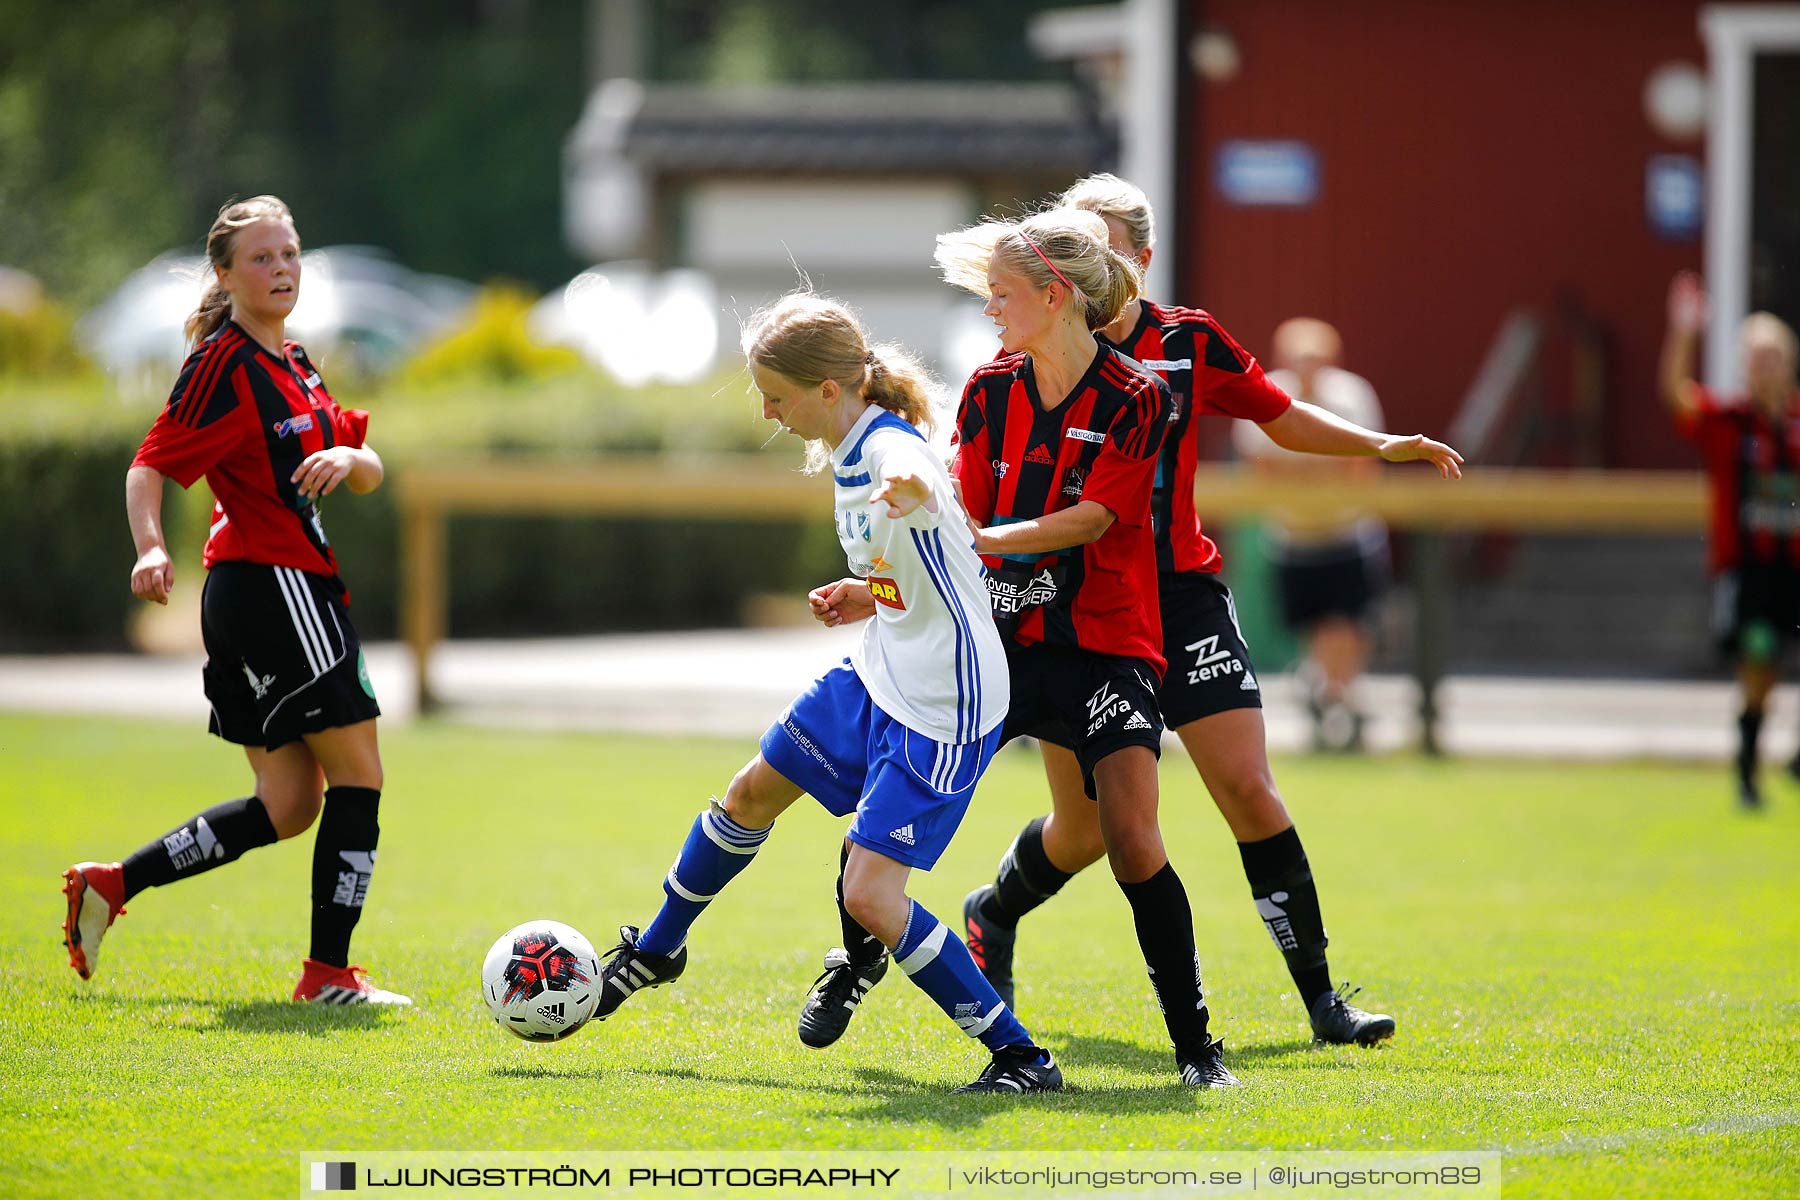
left=0, top=369, right=855, bottom=650
left=0, top=436, right=182, bottom=650
left=321, top=482, right=845, bottom=642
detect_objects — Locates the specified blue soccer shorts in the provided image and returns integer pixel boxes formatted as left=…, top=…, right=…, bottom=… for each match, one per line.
left=759, top=659, right=1003, bottom=870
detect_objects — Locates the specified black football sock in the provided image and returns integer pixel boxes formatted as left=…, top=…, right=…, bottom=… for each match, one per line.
left=1738, top=708, right=1764, bottom=789
left=309, top=786, right=380, bottom=968
left=984, top=816, right=1075, bottom=930
left=1117, top=862, right=1211, bottom=1052
left=1238, top=825, right=1333, bottom=1010
left=835, top=842, right=885, bottom=966
left=120, top=797, right=278, bottom=902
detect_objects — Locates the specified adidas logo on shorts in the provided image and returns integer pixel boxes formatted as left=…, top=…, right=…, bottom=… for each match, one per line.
left=889, top=824, right=917, bottom=846
left=1241, top=671, right=1259, bottom=692
left=1123, top=710, right=1153, bottom=731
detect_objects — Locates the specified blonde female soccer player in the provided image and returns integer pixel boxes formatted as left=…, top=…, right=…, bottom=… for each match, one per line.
left=590, top=293, right=1060, bottom=1093
left=63, top=196, right=406, bottom=1005
left=958, top=175, right=1459, bottom=1047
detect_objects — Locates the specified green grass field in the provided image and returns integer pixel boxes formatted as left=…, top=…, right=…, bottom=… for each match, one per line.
left=2, top=712, right=1796, bottom=1198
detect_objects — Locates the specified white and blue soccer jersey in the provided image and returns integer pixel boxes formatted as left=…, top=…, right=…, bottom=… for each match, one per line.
left=829, top=405, right=1009, bottom=745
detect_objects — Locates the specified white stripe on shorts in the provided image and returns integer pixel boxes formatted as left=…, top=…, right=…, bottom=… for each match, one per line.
left=287, top=567, right=340, bottom=666
left=273, top=567, right=327, bottom=677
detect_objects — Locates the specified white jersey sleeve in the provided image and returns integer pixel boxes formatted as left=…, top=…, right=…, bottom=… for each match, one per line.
left=830, top=406, right=1009, bottom=744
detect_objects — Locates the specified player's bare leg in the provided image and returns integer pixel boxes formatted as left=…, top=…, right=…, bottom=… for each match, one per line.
left=959, top=742, right=1098, bottom=1010
left=1178, top=709, right=1392, bottom=1044
left=1305, top=617, right=1371, bottom=751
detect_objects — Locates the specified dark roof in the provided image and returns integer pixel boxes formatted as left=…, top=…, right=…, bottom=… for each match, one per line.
left=611, top=82, right=1112, bottom=174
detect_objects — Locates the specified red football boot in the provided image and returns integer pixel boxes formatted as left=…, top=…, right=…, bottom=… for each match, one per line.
left=61, top=861, right=127, bottom=980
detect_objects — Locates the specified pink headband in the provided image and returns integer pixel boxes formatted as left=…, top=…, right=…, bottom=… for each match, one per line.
left=1020, top=234, right=1077, bottom=295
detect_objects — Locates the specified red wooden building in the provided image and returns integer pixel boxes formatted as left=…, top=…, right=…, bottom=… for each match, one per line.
left=1167, top=0, right=1799, bottom=469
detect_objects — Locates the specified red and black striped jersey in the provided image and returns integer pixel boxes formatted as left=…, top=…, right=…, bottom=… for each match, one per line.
left=1099, top=301, right=1292, bottom=576
left=132, top=321, right=370, bottom=583
left=952, top=344, right=1172, bottom=674
left=1676, top=387, right=1800, bottom=572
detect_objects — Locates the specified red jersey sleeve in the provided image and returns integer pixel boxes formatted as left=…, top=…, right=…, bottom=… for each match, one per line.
left=331, top=404, right=370, bottom=449
left=1673, top=384, right=1725, bottom=441
left=131, top=342, right=250, bottom=489
left=1192, top=319, right=1292, bottom=422
left=1079, top=376, right=1170, bottom=528
left=951, top=375, right=996, bottom=525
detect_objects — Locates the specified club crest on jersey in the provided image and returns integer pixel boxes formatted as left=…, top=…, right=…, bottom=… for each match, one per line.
left=1061, top=468, right=1086, bottom=499
left=837, top=509, right=875, bottom=543
left=992, top=460, right=1009, bottom=479
left=867, top=577, right=906, bottom=610
left=272, top=413, right=315, bottom=438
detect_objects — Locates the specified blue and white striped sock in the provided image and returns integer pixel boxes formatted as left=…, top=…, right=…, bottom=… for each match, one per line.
left=637, top=804, right=771, bottom=956
left=892, top=898, right=1033, bottom=1053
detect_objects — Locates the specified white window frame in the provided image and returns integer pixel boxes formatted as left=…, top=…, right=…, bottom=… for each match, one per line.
left=1700, top=5, right=1800, bottom=388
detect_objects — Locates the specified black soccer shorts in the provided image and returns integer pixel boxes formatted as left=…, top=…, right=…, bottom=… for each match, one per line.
left=1275, top=540, right=1388, bottom=630
left=1155, top=573, right=1263, bottom=729
left=1712, top=563, right=1800, bottom=663
left=1000, top=641, right=1164, bottom=800
left=200, top=561, right=381, bottom=750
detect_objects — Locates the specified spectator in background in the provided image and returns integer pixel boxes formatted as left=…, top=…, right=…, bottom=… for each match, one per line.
left=1232, top=319, right=1390, bottom=753
left=1661, top=271, right=1800, bottom=810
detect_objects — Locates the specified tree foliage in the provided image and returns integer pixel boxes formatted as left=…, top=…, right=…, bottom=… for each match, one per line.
left=1, top=1, right=1090, bottom=305
left=0, top=0, right=584, bottom=303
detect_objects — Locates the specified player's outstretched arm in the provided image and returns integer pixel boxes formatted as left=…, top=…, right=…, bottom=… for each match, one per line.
left=871, top=470, right=938, bottom=519
left=1257, top=402, right=1463, bottom=478
left=808, top=578, right=876, bottom=627
left=1660, top=271, right=1707, bottom=420
left=1373, top=433, right=1464, bottom=478
left=126, top=464, right=174, bottom=605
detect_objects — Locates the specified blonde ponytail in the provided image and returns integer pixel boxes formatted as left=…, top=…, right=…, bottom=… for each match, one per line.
left=863, top=343, right=938, bottom=436
left=185, top=280, right=234, bottom=346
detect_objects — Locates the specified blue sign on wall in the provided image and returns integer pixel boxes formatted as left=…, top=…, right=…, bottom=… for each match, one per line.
left=1646, top=155, right=1702, bottom=241
left=1215, top=140, right=1320, bottom=207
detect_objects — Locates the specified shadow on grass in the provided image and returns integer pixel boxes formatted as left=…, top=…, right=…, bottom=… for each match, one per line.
left=69, top=990, right=395, bottom=1036
left=1221, top=1037, right=1331, bottom=1064
left=214, top=1000, right=390, bottom=1035
left=633, top=1060, right=1212, bottom=1130
left=1053, top=1029, right=1361, bottom=1074
left=490, top=1063, right=612, bottom=1081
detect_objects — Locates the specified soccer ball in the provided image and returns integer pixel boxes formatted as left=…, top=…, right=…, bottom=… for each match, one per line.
left=481, top=920, right=602, bottom=1042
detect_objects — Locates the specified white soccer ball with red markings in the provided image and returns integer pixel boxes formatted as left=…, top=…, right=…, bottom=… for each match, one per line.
left=481, top=920, right=602, bottom=1042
